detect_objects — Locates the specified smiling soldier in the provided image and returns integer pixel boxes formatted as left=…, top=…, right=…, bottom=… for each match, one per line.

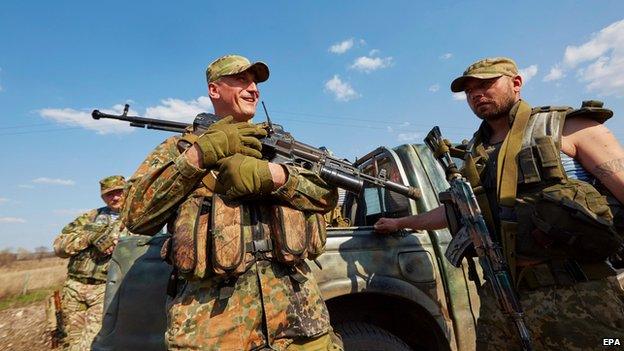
left=122, top=55, right=343, bottom=350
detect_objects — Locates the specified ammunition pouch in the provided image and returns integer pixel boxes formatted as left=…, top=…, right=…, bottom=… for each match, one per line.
left=163, top=187, right=328, bottom=279
left=515, top=179, right=622, bottom=262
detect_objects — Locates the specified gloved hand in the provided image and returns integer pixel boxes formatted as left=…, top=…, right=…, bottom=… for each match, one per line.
left=86, top=223, right=117, bottom=254
left=215, top=154, right=275, bottom=200
left=196, top=116, right=267, bottom=168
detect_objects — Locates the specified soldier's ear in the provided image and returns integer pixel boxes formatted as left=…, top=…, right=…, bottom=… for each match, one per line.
left=512, top=75, right=523, bottom=94
left=208, top=82, right=220, bottom=99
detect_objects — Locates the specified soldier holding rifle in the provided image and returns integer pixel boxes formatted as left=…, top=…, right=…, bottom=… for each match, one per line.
left=375, top=57, right=624, bottom=350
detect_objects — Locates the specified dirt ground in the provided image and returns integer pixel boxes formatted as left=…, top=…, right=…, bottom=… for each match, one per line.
left=0, top=300, right=50, bottom=351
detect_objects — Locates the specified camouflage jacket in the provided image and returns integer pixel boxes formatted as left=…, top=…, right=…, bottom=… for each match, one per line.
left=54, top=207, right=130, bottom=282
left=121, top=134, right=338, bottom=348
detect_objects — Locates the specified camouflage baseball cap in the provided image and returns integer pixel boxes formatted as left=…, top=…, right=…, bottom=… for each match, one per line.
left=100, top=175, right=126, bottom=195
left=450, top=57, right=519, bottom=92
left=206, top=55, right=269, bottom=84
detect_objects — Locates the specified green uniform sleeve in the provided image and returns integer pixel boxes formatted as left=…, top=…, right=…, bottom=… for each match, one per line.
left=53, top=210, right=97, bottom=258
left=121, top=136, right=207, bottom=235
left=271, top=164, right=338, bottom=213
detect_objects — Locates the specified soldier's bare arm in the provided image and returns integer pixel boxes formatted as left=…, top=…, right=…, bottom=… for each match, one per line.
left=53, top=210, right=97, bottom=257
left=374, top=206, right=447, bottom=234
left=561, top=117, right=624, bottom=203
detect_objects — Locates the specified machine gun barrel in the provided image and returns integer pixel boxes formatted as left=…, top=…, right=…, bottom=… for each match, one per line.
left=91, top=104, right=421, bottom=200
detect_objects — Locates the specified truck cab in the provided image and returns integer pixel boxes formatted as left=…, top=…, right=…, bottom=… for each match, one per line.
left=93, top=143, right=481, bottom=351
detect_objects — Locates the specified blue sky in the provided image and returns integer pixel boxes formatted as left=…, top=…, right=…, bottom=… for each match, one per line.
left=1, top=1, right=624, bottom=250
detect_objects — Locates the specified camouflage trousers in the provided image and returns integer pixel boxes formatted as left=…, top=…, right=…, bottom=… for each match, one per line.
left=165, top=261, right=342, bottom=351
left=60, top=278, right=106, bottom=351
left=476, top=274, right=624, bottom=350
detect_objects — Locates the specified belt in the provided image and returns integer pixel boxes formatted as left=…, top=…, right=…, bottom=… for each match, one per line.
left=516, top=259, right=616, bottom=290
left=70, top=276, right=105, bottom=285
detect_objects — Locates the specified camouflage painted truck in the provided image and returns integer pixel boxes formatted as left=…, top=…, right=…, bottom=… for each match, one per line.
left=93, top=144, right=481, bottom=351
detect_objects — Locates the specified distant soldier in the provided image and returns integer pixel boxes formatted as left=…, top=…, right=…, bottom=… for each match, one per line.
left=53, top=175, right=132, bottom=351
left=376, top=57, right=624, bottom=350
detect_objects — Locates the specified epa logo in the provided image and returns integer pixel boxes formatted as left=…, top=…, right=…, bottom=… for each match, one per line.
left=603, top=338, right=621, bottom=346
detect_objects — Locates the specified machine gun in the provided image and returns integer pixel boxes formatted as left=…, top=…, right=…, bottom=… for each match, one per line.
left=424, top=126, right=533, bottom=351
left=92, top=104, right=421, bottom=200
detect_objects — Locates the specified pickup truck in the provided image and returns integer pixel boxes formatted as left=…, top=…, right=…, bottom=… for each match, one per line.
left=93, top=143, right=481, bottom=351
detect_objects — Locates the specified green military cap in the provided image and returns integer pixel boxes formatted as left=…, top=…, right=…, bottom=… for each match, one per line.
left=450, top=57, right=519, bottom=92
left=205, top=54, right=270, bottom=84
left=100, top=175, right=126, bottom=195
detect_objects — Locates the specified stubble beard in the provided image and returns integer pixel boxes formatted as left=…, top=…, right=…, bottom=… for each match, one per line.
left=474, top=94, right=516, bottom=122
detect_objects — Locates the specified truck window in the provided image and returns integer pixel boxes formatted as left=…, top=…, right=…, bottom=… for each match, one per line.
left=350, top=153, right=411, bottom=226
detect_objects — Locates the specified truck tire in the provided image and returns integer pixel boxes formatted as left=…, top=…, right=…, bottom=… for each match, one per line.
left=335, top=322, right=412, bottom=351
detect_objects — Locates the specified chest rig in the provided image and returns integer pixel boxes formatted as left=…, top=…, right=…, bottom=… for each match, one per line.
left=459, top=100, right=621, bottom=280
left=68, top=207, right=123, bottom=283
left=161, top=147, right=327, bottom=288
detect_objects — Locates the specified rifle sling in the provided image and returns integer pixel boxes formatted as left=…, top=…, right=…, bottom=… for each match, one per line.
left=495, top=100, right=532, bottom=281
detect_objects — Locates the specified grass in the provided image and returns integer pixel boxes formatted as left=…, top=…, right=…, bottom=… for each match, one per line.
left=0, top=257, right=67, bottom=304
left=0, top=287, right=61, bottom=311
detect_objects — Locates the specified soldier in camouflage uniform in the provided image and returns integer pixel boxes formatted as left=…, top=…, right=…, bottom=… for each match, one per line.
left=122, top=55, right=343, bottom=350
left=53, top=175, right=133, bottom=351
left=375, top=57, right=624, bottom=350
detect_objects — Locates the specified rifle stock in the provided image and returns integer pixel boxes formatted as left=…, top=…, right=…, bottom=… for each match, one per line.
left=92, top=104, right=421, bottom=200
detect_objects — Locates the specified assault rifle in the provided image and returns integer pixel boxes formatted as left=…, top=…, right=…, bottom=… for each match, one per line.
left=47, top=290, right=64, bottom=348
left=424, top=126, right=533, bottom=351
left=92, top=104, right=421, bottom=200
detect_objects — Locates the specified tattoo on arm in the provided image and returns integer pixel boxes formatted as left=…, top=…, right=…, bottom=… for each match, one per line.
left=593, top=158, right=624, bottom=179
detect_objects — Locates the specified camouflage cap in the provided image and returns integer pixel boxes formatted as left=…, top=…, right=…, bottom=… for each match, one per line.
left=100, top=175, right=126, bottom=195
left=206, top=55, right=269, bottom=84
left=450, top=57, right=519, bottom=92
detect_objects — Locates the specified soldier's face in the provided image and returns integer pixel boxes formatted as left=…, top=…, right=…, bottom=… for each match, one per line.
left=209, top=71, right=259, bottom=122
left=464, top=76, right=520, bottom=120
left=102, top=189, right=124, bottom=211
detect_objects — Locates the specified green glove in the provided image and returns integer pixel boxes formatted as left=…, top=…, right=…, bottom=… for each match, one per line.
left=215, top=154, right=275, bottom=200
left=196, top=116, right=267, bottom=168
left=86, top=223, right=116, bottom=253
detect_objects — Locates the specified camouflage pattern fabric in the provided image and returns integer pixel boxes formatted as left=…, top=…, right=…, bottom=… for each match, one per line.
left=59, top=278, right=106, bottom=351
left=54, top=207, right=132, bottom=282
left=476, top=275, right=624, bottom=351
left=123, top=130, right=339, bottom=350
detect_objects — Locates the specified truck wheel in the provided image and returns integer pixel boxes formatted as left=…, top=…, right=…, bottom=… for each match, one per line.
left=335, top=322, right=412, bottom=351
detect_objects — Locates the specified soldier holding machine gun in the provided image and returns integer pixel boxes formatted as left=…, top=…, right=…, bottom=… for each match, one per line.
left=116, top=54, right=348, bottom=351
left=375, top=57, right=624, bottom=350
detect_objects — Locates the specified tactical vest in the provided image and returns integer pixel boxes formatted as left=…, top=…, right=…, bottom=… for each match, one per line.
left=461, top=101, right=623, bottom=279
left=67, top=207, right=128, bottom=283
left=160, top=170, right=327, bottom=283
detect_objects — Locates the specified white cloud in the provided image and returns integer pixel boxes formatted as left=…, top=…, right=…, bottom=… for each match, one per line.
left=18, top=184, right=34, bottom=189
left=398, top=132, right=421, bottom=142
left=400, top=122, right=410, bottom=127
left=145, top=96, right=212, bottom=123
left=369, top=49, right=380, bottom=56
left=329, top=38, right=355, bottom=54
left=440, top=53, right=453, bottom=60
left=386, top=126, right=394, bottom=133
left=0, top=217, right=26, bottom=224
left=429, top=84, right=440, bottom=92
left=544, top=65, right=565, bottom=82
left=545, top=19, right=624, bottom=95
left=32, top=177, right=75, bottom=186
left=519, top=64, right=538, bottom=82
left=53, top=209, right=89, bottom=216
left=324, top=75, right=360, bottom=102
left=0, top=197, right=7, bottom=204
left=452, top=92, right=467, bottom=101
left=350, top=56, right=393, bottom=73
left=39, top=104, right=137, bottom=135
